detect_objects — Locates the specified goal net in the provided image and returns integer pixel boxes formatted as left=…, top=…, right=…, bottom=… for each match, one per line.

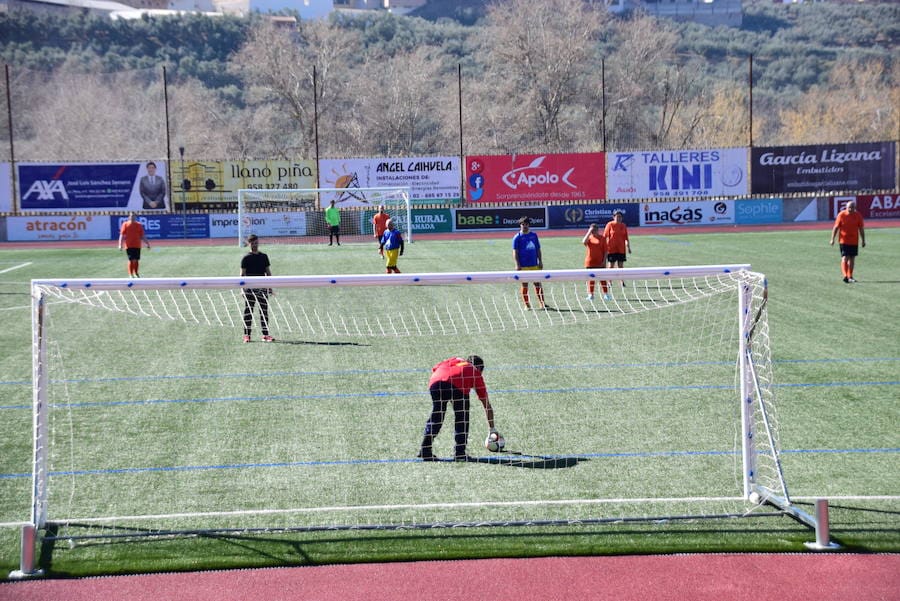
left=236, top=186, right=412, bottom=246
left=17, top=265, right=814, bottom=571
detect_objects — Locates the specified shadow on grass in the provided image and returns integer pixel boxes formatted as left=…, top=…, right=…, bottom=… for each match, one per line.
left=272, top=340, right=368, bottom=347
left=465, top=451, right=586, bottom=469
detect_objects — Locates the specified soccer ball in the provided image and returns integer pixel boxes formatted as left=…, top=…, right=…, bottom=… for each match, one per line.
left=484, top=431, right=505, bottom=452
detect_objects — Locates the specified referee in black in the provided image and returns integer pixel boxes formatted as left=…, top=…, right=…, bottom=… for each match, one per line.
left=240, top=234, right=274, bottom=343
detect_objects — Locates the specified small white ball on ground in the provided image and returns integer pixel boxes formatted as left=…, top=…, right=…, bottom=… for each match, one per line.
left=749, top=492, right=761, bottom=504
left=484, top=432, right=504, bottom=452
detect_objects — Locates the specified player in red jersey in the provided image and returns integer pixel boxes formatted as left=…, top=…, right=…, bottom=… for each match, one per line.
left=418, top=355, right=498, bottom=462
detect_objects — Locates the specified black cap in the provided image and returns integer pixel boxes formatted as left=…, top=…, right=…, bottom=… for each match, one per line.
left=467, top=355, right=484, bottom=371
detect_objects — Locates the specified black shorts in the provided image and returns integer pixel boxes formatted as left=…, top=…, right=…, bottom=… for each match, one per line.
left=126, top=248, right=141, bottom=261
left=839, top=244, right=858, bottom=257
left=330, top=225, right=340, bottom=234
left=607, top=253, right=627, bottom=263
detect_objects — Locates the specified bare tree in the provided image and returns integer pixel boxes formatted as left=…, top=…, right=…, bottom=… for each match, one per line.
left=466, top=0, right=608, bottom=153
left=228, top=19, right=363, bottom=159
left=10, top=60, right=168, bottom=161
left=343, top=47, right=457, bottom=157
left=777, top=57, right=899, bottom=145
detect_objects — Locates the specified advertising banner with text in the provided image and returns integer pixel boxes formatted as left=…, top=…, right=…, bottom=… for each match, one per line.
left=17, top=161, right=170, bottom=211
left=454, top=207, right=547, bottom=231
left=831, top=194, right=900, bottom=220
left=751, top=142, right=896, bottom=195
left=465, top=153, right=604, bottom=203
left=607, top=147, right=748, bottom=200
left=639, top=200, right=735, bottom=227
left=318, top=157, right=461, bottom=204
left=735, top=198, right=783, bottom=225
left=171, top=160, right=318, bottom=209
left=383, top=208, right=453, bottom=235
left=0, top=163, right=12, bottom=213
left=7, top=214, right=111, bottom=241
left=109, top=214, right=209, bottom=240
left=209, top=211, right=308, bottom=239
left=547, top=204, right=639, bottom=229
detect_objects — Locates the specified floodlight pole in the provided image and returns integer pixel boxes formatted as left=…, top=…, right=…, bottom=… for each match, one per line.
left=179, top=146, right=187, bottom=239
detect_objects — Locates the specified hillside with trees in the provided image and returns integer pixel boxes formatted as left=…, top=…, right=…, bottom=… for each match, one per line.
left=0, top=0, right=896, bottom=161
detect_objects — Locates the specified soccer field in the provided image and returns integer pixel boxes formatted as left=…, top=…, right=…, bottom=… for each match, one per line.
left=0, top=227, right=898, bottom=576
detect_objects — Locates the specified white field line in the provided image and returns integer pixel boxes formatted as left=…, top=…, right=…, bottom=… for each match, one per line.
left=0, top=262, right=32, bottom=275
left=2, top=495, right=898, bottom=529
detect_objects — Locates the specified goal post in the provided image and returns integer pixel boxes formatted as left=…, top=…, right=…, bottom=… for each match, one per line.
left=236, top=186, right=412, bottom=246
left=17, top=264, right=815, bottom=573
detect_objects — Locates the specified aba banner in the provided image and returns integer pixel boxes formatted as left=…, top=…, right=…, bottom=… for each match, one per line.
left=831, top=194, right=900, bottom=220
left=465, top=153, right=604, bottom=203
left=606, top=148, right=748, bottom=200
left=751, top=142, right=896, bottom=195
left=319, top=157, right=460, bottom=204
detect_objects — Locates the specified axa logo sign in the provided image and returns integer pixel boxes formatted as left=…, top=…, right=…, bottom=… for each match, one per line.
left=501, top=156, right=576, bottom=190
left=22, top=179, right=69, bottom=201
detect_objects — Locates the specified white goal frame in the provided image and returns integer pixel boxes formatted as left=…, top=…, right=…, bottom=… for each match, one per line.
left=236, top=186, right=413, bottom=246
left=13, top=264, right=819, bottom=577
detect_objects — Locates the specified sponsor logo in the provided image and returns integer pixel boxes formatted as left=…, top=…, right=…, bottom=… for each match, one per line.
left=501, top=156, right=576, bottom=190
left=612, top=154, right=634, bottom=172
left=22, top=180, right=69, bottom=201
left=643, top=204, right=703, bottom=225
left=649, top=164, right=713, bottom=192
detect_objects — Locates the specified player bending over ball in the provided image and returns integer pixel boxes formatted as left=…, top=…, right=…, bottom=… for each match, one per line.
left=418, top=355, right=503, bottom=462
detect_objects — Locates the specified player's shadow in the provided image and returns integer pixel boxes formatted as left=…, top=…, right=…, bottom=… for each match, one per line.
left=470, top=452, right=587, bottom=469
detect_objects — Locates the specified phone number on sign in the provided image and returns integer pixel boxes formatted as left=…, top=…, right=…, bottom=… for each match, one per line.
left=242, top=183, right=302, bottom=190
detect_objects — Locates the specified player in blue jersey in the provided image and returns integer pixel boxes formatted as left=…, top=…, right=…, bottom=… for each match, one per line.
left=379, top=219, right=404, bottom=273
left=512, top=216, right=544, bottom=309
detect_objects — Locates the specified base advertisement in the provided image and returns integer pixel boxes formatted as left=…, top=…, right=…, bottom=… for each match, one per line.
left=454, top=207, right=547, bottom=231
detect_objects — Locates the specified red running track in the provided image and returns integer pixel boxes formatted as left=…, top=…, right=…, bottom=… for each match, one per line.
left=2, top=553, right=899, bottom=601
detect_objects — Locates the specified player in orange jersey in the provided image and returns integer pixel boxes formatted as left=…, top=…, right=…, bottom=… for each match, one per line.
left=829, top=199, right=866, bottom=283
left=372, top=205, right=390, bottom=257
left=603, top=210, right=631, bottom=287
left=582, top=223, right=610, bottom=301
left=117, top=212, right=150, bottom=277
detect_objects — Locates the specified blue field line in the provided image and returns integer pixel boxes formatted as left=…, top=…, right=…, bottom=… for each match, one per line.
left=1, top=381, right=898, bottom=411
left=3, top=383, right=900, bottom=411
left=1, top=447, right=898, bottom=480
left=0, top=357, right=898, bottom=388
